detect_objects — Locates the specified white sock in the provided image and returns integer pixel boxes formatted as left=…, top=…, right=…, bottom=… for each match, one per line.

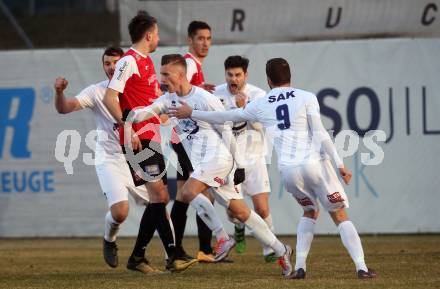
left=244, top=211, right=285, bottom=256
left=264, top=214, right=275, bottom=231
left=338, top=221, right=368, bottom=272
left=190, top=194, right=229, bottom=241
left=104, top=211, right=120, bottom=242
left=263, top=214, right=275, bottom=256
left=295, top=217, right=316, bottom=271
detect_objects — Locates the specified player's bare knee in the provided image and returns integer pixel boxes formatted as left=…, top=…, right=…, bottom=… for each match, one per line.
left=255, top=206, right=269, bottom=219
left=112, top=211, right=128, bottom=223
left=181, top=187, right=197, bottom=203
left=329, top=208, right=348, bottom=225
left=229, top=200, right=251, bottom=222
left=303, top=209, right=319, bottom=220
left=232, top=210, right=250, bottom=223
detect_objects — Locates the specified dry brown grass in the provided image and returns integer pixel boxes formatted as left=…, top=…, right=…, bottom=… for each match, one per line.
left=1, top=235, right=439, bottom=289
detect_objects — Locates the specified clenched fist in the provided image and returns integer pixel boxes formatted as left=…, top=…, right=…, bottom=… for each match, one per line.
left=54, top=77, right=68, bottom=93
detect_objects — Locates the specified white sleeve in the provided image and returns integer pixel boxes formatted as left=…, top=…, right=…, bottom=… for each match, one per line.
left=306, top=96, right=344, bottom=168
left=203, top=95, right=246, bottom=168
left=191, top=92, right=258, bottom=123
left=130, top=94, right=168, bottom=123
left=75, top=85, right=95, bottom=109
left=247, top=89, right=266, bottom=130
left=108, top=56, right=139, bottom=93
left=192, top=108, right=249, bottom=124
left=186, top=58, right=197, bottom=82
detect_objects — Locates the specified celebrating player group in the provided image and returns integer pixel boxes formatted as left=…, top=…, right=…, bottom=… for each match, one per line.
left=54, top=10, right=377, bottom=279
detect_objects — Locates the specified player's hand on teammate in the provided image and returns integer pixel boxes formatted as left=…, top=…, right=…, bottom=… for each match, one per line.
left=169, top=101, right=193, bottom=119
left=201, top=83, right=216, bottom=93
left=339, top=167, right=352, bottom=185
left=233, top=168, right=245, bottom=185
left=54, top=77, right=68, bottom=93
left=235, top=91, right=248, bottom=108
left=131, top=133, right=142, bottom=151
left=124, top=127, right=142, bottom=152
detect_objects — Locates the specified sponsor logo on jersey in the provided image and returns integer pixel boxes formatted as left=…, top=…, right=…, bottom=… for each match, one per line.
left=296, top=197, right=314, bottom=207
left=116, top=61, right=128, bottom=81
left=327, top=192, right=345, bottom=203
left=214, top=177, right=226, bottom=186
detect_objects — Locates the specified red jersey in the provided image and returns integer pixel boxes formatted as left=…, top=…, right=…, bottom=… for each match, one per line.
left=108, top=48, right=161, bottom=144
left=184, top=53, right=205, bottom=86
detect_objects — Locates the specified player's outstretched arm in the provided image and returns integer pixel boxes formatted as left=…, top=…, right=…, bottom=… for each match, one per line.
left=127, top=103, right=163, bottom=123
left=54, top=77, right=82, bottom=114
left=169, top=100, right=249, bottom=124
left=307, top=108, right=352, bottom=184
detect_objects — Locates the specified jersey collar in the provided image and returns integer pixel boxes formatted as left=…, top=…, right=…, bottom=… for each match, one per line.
left=187, top=52, right=202, bottom=65
left=130, top=47, right=147, bottom=58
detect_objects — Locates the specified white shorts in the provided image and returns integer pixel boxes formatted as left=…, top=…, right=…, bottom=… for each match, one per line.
left=190, top=158, right=234, bottom=188
left=239, top=158, right=271, bottom=197
left=209, top=173, right=243, bottom=208
left=95, top=156, right=149, bottom=207
left=281, top=159, right=349, bottom=212
left=191, top=159, right=243, bottom=208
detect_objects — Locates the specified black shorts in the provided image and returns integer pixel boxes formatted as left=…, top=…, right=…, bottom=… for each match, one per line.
left=122, top=140, right=167, bottom=186
left=171, top=142, right=193, bottom=181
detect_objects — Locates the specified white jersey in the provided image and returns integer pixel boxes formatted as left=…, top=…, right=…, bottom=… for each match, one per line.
left=214, top=83, right=267, bottom=160
left=147, top=86, right=233, bottom=169
left=191, top=87, right=343, bottom=169
left=75, top=80, right=122, bottom=160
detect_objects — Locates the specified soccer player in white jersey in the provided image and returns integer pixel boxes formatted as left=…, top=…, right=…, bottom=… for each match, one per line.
left=170, top=20, right=217, bottom=263
left=53, top=47, right=159, bottom=272
left=127, top=54, right=294, bottom=278
left=214, top=55, right=275, bottom=261
left=169, top=58, right=378, bottom=279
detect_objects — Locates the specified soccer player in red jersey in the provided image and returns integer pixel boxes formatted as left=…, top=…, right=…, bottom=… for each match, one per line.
left=103, top=11, right=197, bottom=273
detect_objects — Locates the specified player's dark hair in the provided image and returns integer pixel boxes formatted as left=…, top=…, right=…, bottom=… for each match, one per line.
left=102, top=47, right=124, bottom=63
left=266, top=58, right=291, bottom=86
left=128, top=10, right=157, bottom=43
left=224, top=55, right=249, bottom=73
left=161, top=54, right=187, bottom=70
left=187, top=20, right=211, bottom=38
